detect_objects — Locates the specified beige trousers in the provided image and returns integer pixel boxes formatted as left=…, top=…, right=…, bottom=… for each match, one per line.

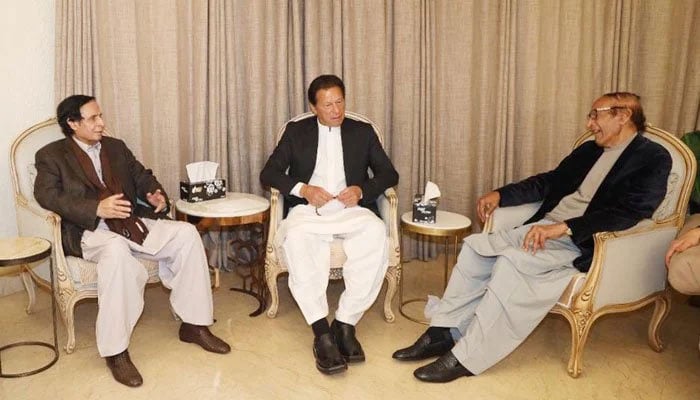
left=667, top=213, right=700, bottom=295
left=81, top=218, right=214, bottom=357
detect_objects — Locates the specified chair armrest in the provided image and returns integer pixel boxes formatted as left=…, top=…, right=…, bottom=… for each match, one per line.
left=483, top=202, right=542, bottom=233
left=378, top=187, right=397, bottom=234
left=377, top=187, right=399, bottom=267
left=575, top=218, right=678, bottom=311
left=266, top=189, right=283, bottom=262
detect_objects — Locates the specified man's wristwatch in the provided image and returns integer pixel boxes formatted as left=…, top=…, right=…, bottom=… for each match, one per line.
left=565, top=226, right=573, bottom=236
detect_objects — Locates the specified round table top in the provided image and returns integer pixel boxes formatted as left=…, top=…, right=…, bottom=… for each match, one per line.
left=401, top=210, right=472, bottom=237
left=175, top=192, right=270, bottom=218
left=0, top=237, right=52, bottom=267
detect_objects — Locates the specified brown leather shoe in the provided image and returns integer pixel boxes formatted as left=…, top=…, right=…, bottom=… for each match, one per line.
left=179, top=322, right=231, bottom=354
left=105, top=350, right=143, bottom=387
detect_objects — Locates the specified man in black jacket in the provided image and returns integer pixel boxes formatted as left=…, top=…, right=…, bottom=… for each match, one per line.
left=260, top=75, right=398, bottom=375
left=393, top=92, right=671, bottom=382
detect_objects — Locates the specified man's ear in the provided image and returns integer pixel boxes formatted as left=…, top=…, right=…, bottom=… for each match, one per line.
left=67, top=118, right=80, bottom=131
left=617, top=108, right=632, bottom=126
left=309, top=103, right=318, bottom=115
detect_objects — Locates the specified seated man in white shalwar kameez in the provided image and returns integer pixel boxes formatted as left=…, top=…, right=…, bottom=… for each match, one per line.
left=260, top=75, right=399, bottom=375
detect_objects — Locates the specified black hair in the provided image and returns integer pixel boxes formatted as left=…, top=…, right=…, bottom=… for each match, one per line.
left=56, top=95, right=96, bottom=137
left=307, top=75, right=345, bottom=105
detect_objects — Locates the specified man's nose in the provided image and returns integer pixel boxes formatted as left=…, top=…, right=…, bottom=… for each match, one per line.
left=586, top=118, right=595, bottom=130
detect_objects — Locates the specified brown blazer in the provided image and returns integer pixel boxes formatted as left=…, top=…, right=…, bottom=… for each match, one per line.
left=34, top=136, right=169, bottom=257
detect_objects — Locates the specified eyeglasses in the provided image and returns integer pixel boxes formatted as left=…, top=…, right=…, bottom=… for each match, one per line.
left=587, top=106, right=625, bottom=120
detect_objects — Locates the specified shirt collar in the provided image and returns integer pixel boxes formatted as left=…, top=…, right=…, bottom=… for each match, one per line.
left=71, top=135, right=101, bottom=153
left=317, top=121, right=341, bottom=134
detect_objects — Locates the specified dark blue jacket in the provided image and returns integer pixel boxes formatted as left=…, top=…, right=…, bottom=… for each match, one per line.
left=497, top=133, right=672, bottom=271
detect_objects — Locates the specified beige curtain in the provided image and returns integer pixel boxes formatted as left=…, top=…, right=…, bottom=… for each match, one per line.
left=55, top=0, right=99, bottom=101
left=91, top=0, right=208, bottom=199
left=56, top=0, right=700, bottom=262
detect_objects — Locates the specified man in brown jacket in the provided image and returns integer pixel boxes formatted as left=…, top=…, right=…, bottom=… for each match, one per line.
left=34, top=95, right=230, bottom=387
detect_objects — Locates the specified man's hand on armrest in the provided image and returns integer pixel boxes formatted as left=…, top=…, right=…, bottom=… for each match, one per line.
left=477, top=191, right=501, bottom=223
left=665, top=227, right=700, bottom=266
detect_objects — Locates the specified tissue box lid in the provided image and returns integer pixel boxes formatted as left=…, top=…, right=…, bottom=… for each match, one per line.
left=179, top=179, right=226, bottom=203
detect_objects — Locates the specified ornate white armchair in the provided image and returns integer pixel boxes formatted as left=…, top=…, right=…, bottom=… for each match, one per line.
left=264, top=111, right=401, bottom=322
left=483, top=124, right=696, bottom=378
left=10, top=118, right=162, bottom=354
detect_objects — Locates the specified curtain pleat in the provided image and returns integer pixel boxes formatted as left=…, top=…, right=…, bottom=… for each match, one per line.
left=55, top=0, right=99, bottom=101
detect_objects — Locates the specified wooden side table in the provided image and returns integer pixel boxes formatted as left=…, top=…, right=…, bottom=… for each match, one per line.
left=400, top=211, right=472, bottom=324
left=0, top=237, right=58, bottom=378
left=175, top=192, right=270, bottom=317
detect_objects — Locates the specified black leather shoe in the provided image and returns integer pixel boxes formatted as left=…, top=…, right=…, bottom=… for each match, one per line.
left=331, top=320, right=365, bottom=363
left=392, top=330, right=454, bottom=361
left=313, top=333, right=348, bottom=375
left=413, top=352, right=473, bottom=383
left=179, top=323, right=231, bottom=354
left=105, top=350, right=143, bottom=387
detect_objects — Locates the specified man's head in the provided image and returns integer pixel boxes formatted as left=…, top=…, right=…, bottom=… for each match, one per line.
left=308, top=74, right=345, bottom=127
left=586, top=92, right=645, bottom=148
left=57, top=95, right=105, bottom=145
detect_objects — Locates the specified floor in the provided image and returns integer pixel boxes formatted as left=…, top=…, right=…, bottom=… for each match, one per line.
left=1, top=257, right=699, bottom=400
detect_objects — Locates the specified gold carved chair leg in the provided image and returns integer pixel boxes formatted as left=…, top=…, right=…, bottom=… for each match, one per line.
left=648, top=289, right=671, bottom=352
left=265, top=256, right=281, bottom=318
left=62, top=296, right=79, bottom=354
left=382, top=265, right=399, bottom=322
left=559, top=308, right=595, bottom=379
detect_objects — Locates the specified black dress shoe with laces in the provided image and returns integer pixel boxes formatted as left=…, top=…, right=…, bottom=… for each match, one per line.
left=392, top=329, right=454, bottom=361
left=331, top=320, right=365, bottom=363
left=413, top=351, right=473, bottom=383
left=313, top=333, right=348, bottom=375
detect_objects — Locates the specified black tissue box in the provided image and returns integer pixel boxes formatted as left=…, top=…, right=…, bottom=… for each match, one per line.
left=412, top=193, right=438, bottom=223
left=179, top=179, right=226, bottom=203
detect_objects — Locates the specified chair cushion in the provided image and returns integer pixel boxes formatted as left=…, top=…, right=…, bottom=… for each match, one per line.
left=329, top=238, right=348, bottom=280
left=66, top=255, right=161, bottom=288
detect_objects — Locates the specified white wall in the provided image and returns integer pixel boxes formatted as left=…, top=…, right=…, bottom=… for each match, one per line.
left=0, top=0, right=55, bottom=238
left=0, top=0, right=55, bottom=294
